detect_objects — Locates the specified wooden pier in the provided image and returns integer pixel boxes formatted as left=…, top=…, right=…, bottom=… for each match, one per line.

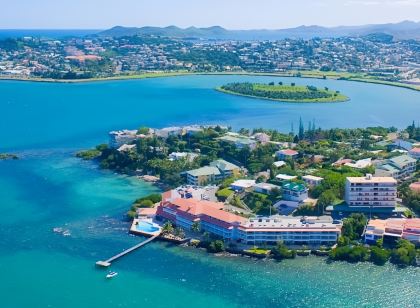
left=96, top=234, right=160, bottom=267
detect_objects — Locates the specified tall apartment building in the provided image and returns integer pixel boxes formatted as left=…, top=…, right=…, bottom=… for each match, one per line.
left=345, top=174, right=397, bottom=208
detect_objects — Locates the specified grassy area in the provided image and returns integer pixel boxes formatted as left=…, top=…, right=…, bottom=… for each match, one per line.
left=217, top=82, right=349, bottom=103
left=0, top=71, right=192, bottom=83
left=244, top=247, right=271, bottom=255
left=75, top=149, right=101, bottom=160
left=216, top=187, right=234, bottom=201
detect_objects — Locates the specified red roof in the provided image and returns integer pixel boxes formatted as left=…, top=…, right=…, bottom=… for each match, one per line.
left=160, top=198, right=246, bottom=225
left=280, top=149, right=299, bottom=156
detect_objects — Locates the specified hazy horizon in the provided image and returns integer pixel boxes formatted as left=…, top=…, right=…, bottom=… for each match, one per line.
left=0, top=20, right=419, bottom=31
left=1, top=0, right=420, bottom=29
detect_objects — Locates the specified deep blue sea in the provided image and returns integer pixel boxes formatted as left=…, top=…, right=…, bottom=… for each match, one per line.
left=0, top=75, right=419, bottom=307
left=0, top=29, right=100, bottom=39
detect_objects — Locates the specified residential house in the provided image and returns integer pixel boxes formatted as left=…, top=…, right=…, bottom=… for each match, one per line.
left=252, top=132, right=270, bottom=144
left=375, top=155, right=416, bottom=180
left=408, top=147, right=420, bottom=160
left=230, top=179, right=256, bottom=192
left=344, top=158, right=372, bottom=169
left=253, top=182, right=280, bottom=195
left=218, top=133, right=258, bottom=149
left=364, top=218, right=420, bottom=244
left=302, top=175, right=324, bottom=186
left=282, top=182, right=308, bottom=202
left=109, top=130, right=139, bottom=148
left=168, top=152, right=199, bottom=162
left=276, top=174, right=298, bottom=181
left=186, top=159, right=240, bottom=185
left=276, top=149, right=299, bottom=160
left=273, top=161, right=286, bottom=168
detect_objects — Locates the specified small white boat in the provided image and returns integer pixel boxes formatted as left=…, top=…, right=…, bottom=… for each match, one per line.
left=62, top=230, right=71, bottom=237
left=106, top=271, right=118, bottom=279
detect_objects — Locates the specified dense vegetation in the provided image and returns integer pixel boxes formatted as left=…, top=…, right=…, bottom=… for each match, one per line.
left=219, top=82, right=349, bottom=102
left=127, top=193, right=162, bottom=218
left=329, top=214, right=420, bottom=266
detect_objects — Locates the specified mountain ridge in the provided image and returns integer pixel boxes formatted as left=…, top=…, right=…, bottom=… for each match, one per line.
left=98, top=21, right=420, bottom=40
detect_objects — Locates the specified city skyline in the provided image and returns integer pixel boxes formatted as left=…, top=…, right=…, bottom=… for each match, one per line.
left=1, top=0, right=420, bottom=29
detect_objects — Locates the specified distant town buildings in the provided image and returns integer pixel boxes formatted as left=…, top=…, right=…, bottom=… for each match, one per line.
left=1, top=35, right=418, bottom=85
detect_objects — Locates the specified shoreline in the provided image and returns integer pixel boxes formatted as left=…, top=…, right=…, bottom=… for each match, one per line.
left=1, top=70, right=419, bottom=92
left=215, top=86, right=350, bottom=103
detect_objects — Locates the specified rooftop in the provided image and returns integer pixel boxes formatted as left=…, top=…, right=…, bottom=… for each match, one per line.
left=276, top=174, right=298, bottom=181
left=162, top=185, right=218, bottom=202
left=282, top=181, right=307, bottom=192
left=389, top=154, right=416, bottom=167
left=241, top=215, right=340, bottom=230
left=209, top=159, right=240, bottom=172
left=231, top=179, right=256, bottom=189
left=303, top=175, right=324, bottom=181
left=346, top=174, right=397, bottom=184
left=278, top=149, right=299, bottom=156
left=187, top=166, right=221, bottom=177
left=169, top=198, right=246, bottom=224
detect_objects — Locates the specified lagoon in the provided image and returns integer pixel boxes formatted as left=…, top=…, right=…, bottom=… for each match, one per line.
left=1, top=75, right=419, bottom=151
left=0, top=75, right=419, bottom=307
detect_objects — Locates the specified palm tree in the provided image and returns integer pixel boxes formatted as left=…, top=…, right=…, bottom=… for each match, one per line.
left=162, top=221, right=174, bottom=235
left=174, top=227, right=185, bottom=239
left=191, top=221, right=201, bottom=233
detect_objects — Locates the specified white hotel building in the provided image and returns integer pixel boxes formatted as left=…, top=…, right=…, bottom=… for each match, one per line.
left=345, top=174, right=397, bottom=209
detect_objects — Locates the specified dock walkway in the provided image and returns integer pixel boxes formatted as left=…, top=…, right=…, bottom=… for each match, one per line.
left=96, top=234, right=160, bottom=267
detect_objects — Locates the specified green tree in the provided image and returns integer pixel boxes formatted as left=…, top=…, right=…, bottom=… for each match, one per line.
left=137, top=127, right=149, bottom=134
left=162, top=221, right=174, bottom=235
left=191, top=221, right=201, bottom=233
left=370, top=246, right=390, bottom=265
left=390, top=239, right=416, bottom=266
left=271, top=241, right=296, bottom=260
left=208, top=240, right=225, bottom=253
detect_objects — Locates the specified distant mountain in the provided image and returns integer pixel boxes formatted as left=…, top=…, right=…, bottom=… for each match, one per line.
left=98, top=21, right=420, bottom=40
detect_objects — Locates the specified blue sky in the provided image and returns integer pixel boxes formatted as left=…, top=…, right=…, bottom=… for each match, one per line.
left=1, top=0, right=420, bottom=29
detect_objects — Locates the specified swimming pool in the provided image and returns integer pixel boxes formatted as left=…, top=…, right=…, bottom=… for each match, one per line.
left=135, top=220, right=160, bottom=233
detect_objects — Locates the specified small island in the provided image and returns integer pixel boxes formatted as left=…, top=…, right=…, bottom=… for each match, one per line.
left=0, top=153, right=18, bottom=160
left=217, top=82, right=349, bottom=103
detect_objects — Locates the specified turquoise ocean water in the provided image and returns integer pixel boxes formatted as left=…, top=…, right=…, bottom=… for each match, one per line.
left=0, top=75, right=419, bottom=307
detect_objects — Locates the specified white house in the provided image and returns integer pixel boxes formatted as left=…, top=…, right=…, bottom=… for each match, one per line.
left=302, top=175, right=324, bottom=186
left=276, top=174, right=297, bottom=181
left=273, top=161, right=286, bottom=168
left=230, top=179, right=256, bottom=192
left=253, top=182, right=280, bottom=195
